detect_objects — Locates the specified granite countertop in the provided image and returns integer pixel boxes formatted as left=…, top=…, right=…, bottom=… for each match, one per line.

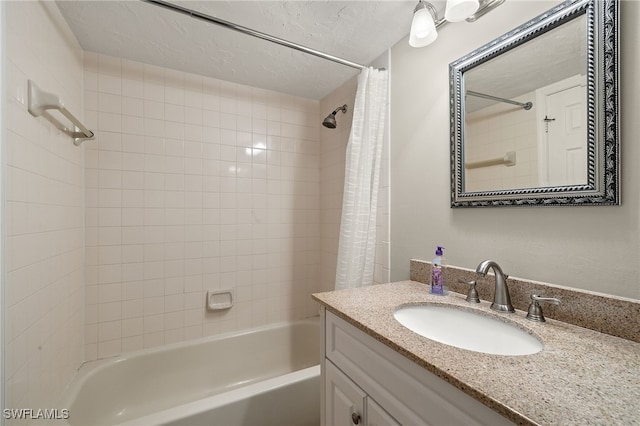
left=312, top=281, right=640, bottom=426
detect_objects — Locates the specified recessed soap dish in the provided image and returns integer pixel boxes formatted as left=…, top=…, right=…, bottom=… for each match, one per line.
left=206, top=290, right=234, bottom=311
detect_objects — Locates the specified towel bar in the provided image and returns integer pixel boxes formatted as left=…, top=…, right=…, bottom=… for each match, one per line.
left=465, top=151, right=516, bottom=169
left=27, top=80, right=94, bottom=146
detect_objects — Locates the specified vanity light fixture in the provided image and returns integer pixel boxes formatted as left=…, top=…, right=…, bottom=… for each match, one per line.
left=409, top=0, right=505, bottom=48
left=409, top=1, right=442, bottom=47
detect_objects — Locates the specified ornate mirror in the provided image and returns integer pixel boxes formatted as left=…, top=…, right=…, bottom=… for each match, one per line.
left=450, top=0, right=619, bottom=207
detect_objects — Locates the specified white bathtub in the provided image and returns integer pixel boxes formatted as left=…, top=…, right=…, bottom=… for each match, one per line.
left=61, top=318, right=320, bottom=426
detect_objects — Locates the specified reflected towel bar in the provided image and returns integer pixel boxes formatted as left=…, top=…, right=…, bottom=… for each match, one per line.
left=467, top=90, right=533, bottom=110
left=27, top=80, right=94, bottom=146
left=466, top=151, right=516, bottom=169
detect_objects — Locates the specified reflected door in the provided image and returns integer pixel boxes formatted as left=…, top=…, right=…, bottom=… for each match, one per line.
left=537, top=76, right=587, bottom=187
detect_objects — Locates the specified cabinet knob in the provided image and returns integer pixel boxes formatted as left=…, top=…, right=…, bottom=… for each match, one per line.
left=351, top=411, right=361, bottom=425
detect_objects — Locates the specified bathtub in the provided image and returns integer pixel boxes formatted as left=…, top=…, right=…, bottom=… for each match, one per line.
left=61, top=318, right=320, bottom=426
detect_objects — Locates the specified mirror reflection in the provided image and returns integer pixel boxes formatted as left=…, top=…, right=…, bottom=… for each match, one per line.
left=463, top=14, right=587, bottom=193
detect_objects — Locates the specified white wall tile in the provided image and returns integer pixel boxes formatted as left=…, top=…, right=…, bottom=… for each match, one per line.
left=83, top=53, right=321, bottom=360
left=5, top=0, right=85, bottom=410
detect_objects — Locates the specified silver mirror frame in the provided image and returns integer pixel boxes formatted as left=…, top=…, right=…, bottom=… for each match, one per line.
left=450, top=0, right=619, bottom=207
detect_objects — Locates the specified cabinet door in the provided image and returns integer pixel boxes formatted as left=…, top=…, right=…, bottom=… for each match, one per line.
left=325, top=361, right=366, bottom=426
left=366, top=398, right=400, bottom=426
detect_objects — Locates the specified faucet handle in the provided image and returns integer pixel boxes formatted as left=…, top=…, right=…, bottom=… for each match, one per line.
left=458, top=279, right=480, bottom=303
left=526, top=294, right=561, bottom=322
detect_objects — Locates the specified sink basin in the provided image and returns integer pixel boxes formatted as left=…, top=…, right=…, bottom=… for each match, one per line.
left=393, top=304, right=542, bottom=356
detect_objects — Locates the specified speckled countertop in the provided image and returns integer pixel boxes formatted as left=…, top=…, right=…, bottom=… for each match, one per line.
left=312, top=281, right=640, bottom=426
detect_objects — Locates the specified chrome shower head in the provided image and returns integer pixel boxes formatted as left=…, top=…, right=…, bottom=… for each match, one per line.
left=322, top=115, right=337, bottom=129
left=322, top=104, right=348, bottom=129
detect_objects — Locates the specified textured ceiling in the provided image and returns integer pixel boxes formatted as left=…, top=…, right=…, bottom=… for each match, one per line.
left=465, top=13, right=587, bottom=112
left=56, top=0, right=419, bottom=100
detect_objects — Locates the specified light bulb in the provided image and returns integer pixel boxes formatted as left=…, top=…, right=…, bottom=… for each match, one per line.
left=409, top=6, right=438, bottom=48
left=445, top=0, right=480, bottom=22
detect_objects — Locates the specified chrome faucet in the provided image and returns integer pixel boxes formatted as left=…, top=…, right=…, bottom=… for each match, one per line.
left=475, top=260, right=515, bottom=313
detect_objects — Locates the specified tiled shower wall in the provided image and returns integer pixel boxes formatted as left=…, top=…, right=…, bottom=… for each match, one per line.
left=3, top=6, right=390, bottom=412
left=4, top=1, right=85, bottom=411
left=83, top=53, right=321, bottom=360
left=465, top=91, right=538, bottom=192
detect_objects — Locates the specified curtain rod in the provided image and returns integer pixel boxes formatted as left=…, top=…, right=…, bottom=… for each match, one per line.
left=141, top=0, right=367, bottom=71
left=467, top=90, right=533, bottom=110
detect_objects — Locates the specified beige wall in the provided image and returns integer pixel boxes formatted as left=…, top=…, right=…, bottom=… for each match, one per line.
left=390, top=0, right=640, bottom=300
left=4, top=0, right=85, bottom=411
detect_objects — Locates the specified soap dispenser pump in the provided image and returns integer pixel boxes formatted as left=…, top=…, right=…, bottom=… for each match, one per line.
left=431, top=246, right=446, bottom=295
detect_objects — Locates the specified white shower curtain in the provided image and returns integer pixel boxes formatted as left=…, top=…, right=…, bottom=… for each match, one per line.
left=335, top=67, right=389, bottom=291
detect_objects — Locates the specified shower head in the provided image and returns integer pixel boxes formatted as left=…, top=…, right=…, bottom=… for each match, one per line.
left=322, top=104, right=348, bottom=129
left=322, top=115, right=337, bottom=129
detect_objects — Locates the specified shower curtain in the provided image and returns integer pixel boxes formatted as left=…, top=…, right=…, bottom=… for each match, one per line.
left=335, top=67, right=389, bottom=291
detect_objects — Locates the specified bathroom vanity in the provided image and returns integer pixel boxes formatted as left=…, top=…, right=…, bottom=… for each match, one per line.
left=313, top=281, right=640, bottom=425
left=322, top=309, right=514, bottom=425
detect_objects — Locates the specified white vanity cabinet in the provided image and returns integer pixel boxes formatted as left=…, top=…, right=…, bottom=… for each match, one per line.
left=325, top=359, right=400, bottom=426
left=321, top=310, right=515, bottom=426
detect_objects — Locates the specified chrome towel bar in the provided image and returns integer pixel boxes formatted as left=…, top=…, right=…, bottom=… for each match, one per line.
left=27, top=80, right=94, bottom=146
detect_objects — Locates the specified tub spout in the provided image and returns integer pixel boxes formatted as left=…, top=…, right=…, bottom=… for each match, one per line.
left=475, top=260, right=515, bottom=313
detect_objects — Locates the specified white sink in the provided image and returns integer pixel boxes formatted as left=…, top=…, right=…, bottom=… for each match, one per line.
left=393, top=304, right=543, bottom=356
